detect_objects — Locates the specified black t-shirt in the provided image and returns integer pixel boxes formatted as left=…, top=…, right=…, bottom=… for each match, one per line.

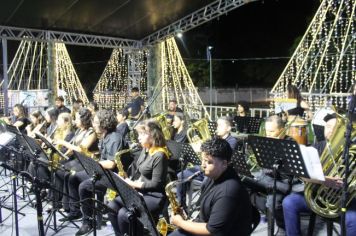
left=287, top=100, right=305, bottom=117
left=98, top=131, right=127, bottom=161
left=128, top=96, right=144, bottom=117
left=57, top=106, right=71, bottom=114
left=172, top=129, right=187, bottom=143
left=116, top=122, right=130, bottom=140
left=15, top=117, right=30, bottom=133
left=197, top=167, right=252, bottom=236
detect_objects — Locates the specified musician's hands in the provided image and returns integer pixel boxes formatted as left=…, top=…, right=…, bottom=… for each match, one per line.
left=171, top=214, right=184, bottom=227
left=124, top=178, right=144, bottom=189
left=324, top=176, right=343, bottom=189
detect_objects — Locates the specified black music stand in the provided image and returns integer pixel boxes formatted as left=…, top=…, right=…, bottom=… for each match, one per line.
left=231, top=149, right=254, bottom=179
left=34, top=132, right=73, bottom=234
left=247, top=135, right=312, bottom=236
left=181, top=143, right=201, bottom=166
left=246, top=117, right=263, bottom=134
left=207, top=121, right=217, bottom=136
left=74, top=151, right=159, bottom=236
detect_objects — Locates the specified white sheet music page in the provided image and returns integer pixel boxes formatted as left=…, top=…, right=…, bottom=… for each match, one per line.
left=299, top=145, right=325, bottom=181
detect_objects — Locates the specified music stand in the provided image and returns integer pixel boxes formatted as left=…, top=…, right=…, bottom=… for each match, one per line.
left=247, top=135, right=311, bottom=236
left=246, top=117, right=262, bottom=134
left=181, top=143, right=201, bottom=166
left=207, top=121, right=217, bottom=136
left=231, top=150, right=254, bottom=179
left=74, top=151, right=159, bottom=236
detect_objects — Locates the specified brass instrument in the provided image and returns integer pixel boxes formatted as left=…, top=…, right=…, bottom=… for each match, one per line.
left=187, top=118, right=212, bottom=153
left=106, top=149, right=131, bottom=201
left=152, top=113, right=172, bottom=140
left=304, top=113, right=356, bottom=218
left=157, top=171, right=201, bottom=236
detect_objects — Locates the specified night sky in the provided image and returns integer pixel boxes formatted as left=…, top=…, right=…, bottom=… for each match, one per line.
left=1, top=0, right=320, bottom=97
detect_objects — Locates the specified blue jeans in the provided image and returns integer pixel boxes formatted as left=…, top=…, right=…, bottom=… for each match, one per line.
left=283, top=192, right=356, bottom=236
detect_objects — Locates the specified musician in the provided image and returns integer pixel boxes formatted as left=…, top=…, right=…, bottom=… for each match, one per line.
left=3, top=104, right=30, bottom=133
left=44, top=107, right=59, bottom=138
left=176, top=116, right=237, bottom=208
left=234, top=101, right=250, bottom=133
left=249, top=115, right=294, bottom=234
left=55, top=96, right=71, bottom=115
left=87, top=101, right=99, bottom=116
left=54, top=108, right=98, bottom=212
left=285, top=85, right=312, bottom=121
left=167, top=99, right=184, bottom=123
left=107, top=120, right=169, bottom=236
left=61, top=110, right=126, bottom=235
left=282, top=113, right=356, bottom=236
left=71, top=99, right=84, bottom=122
left=116, top=109, right=130, bottom=143
left=171, top=112, right=188, bottom=143
left=170, top=137, right=252, bottom=236
left=125, top=87, right=144, bottom=120
left=26, top=110, right=46, bottom=138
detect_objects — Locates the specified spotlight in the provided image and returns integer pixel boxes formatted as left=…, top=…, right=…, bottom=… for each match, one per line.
left=176, top=31, right=183, bottom=38
left=208, top=46, right=213, bottom=50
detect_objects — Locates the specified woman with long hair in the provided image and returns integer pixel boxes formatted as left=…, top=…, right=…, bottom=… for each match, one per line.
left=285, top=85, right=312, bottom=121
left=106, top=120, right=169, bottom=236
left=26, top=110, right=46, bottom=137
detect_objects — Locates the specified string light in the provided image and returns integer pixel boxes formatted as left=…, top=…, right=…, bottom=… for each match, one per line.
left=271, top=0, right=355, bottom=111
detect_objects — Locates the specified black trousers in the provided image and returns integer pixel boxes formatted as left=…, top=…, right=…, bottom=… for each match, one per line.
left=108, top=193, right=165, bottom=236
left=68, top=170, right=90, bottom=216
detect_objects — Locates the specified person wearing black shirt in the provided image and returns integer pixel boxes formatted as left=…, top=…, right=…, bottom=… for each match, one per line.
left=55, top=96, right=71, bottom=114
left=282, top=113, right=356, bottom=236
left=284, top=85, right=312, bottom=121
left=170, top=137, right=252, bottom=236
left=126, top=87, right=144, bottom=120
left=171, top=112, right=187, bottom=143
left=3, top=104, right=30, bottom=133
left=116, top=109, right=130, bottom=144
left=107, top=120, right=169, bottom=236
left=234, top=101, right=250, bottom=133
left=60, top=110, right=126, bottom=235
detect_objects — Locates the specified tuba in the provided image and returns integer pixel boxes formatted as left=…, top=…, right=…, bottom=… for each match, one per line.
left=152, top=113, right=172, bottom=140
left=304, top=113, right=356, bottom=218
left=187, top=118, right=212, bottom=152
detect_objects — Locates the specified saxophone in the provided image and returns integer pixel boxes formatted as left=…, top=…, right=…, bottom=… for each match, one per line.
left=106, top=149, right=131, bottom=201
left=304, top=113, right=356, bottom=218
left=157, top=171, right=201, bottom=236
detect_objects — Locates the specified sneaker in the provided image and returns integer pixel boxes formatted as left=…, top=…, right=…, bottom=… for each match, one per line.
left=75, top=223, right=93, bottom=236
left=59, top=214, right=82, bottom=222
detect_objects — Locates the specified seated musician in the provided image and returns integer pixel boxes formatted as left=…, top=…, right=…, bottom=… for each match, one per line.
left=53, top=108, right=98, bottom=211
left=234, top=101, right=250, bottom=133
left=116, top=108, right=130, bottom=144
left=87, top=101, right=99, bottom=116
left=282, top=113, right=356, bottom=236
left=284, top=85, right=312, bottom=121
left=107, top=120, right=169, bottom=236
left=170, top=137, right=252, bottom=236
left=44, top=107, right=59, bottom=138
left=248, top=115, right=294, bottom=234
left=176, top=116, right=237, bottom=208
left=26, top=110, right=46, bottom=138
left=171, top=112, right=188, bottom=143
left=166, top=99, right=184, bottom=123
left=60, top=110, right=126, bottom=234
left=2, top=104, right=30, bottom=133
left=55, top=96, right=71, bottom=115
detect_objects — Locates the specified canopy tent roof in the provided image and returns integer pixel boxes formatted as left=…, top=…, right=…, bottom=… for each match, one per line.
left=0, top=0, right=216, bottom=40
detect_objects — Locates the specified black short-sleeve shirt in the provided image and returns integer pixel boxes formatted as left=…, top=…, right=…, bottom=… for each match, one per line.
left=128, top=96, right=144, bottom=117
left=98, top=131, right=126, bottom=161
left=197, top=167, right=252, bottom=236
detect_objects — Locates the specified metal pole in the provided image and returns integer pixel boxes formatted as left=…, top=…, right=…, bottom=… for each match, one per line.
left=209, top=50, right=213, bottom=108
left=2, top=38, right=9, bottom=116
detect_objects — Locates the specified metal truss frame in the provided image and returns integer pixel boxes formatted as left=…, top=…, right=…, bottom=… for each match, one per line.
left=0, top=0, right=257, bottom=48
left=141, top=0, right=258, bottom=46
left=0, top=25, right=142, bottom=49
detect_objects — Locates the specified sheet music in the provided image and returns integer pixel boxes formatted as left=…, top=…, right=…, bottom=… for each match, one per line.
left=299, top=145, right=325, bottom=181
left=274, top=98, right=297, bottom=114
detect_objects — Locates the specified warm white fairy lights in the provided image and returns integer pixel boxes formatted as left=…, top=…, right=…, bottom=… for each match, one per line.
left=271, top=0, right=356, bottom=111
left=93, top=48, right=147, bottom=110
left=157, top=37, right=210, bottom=120
left=0, top=40, right=89, bottom=108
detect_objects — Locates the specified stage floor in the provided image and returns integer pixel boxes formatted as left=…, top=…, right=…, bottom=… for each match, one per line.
left=0, top=168, right=338, bottom=236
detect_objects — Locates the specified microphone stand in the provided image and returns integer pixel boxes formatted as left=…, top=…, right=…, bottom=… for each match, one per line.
left=340, top=94, right=356, bottom=236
